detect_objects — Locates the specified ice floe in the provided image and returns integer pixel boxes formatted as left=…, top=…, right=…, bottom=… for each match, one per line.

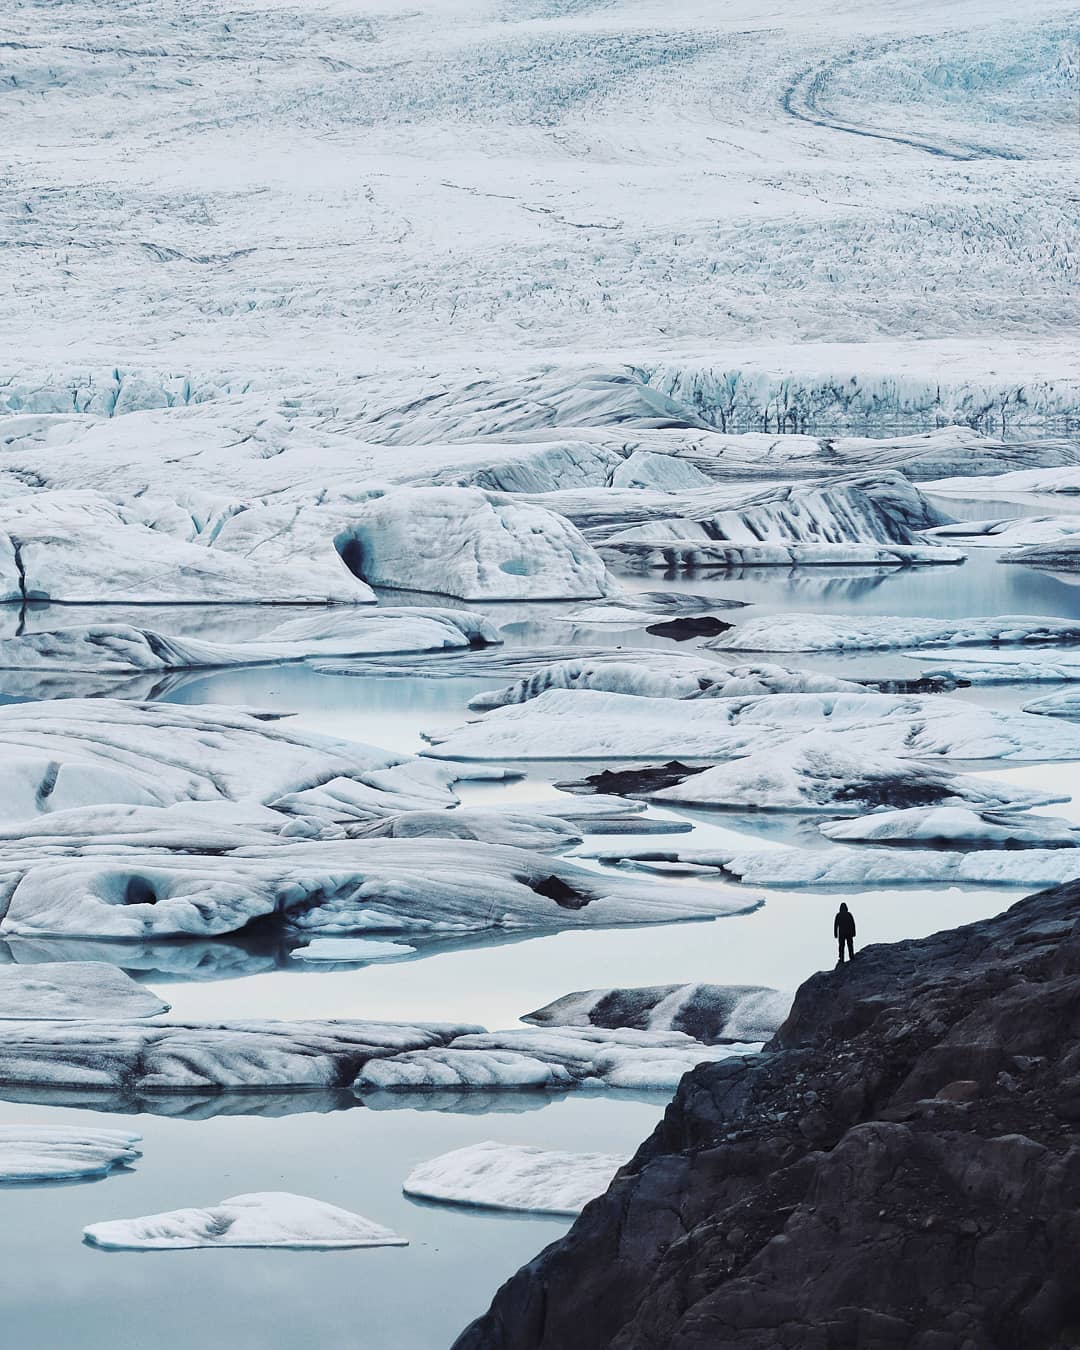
left=924, top=517, right=1080, bottom=548
left=0, top=1125, right=142, bottom=1183
left=0, top=699, right=438, bottom=821
left=355, top=1027, right=750, bottom=1094
left=601, top=539, right=963, bottom=569
left=709, top=614, right=1080, bottom=652
left=609, top=450, right=713, bottom=492
left=601, top=847, right=1080, bottom=888
left=820, top=806, right=1079, bottom=848
left=0, top=836, right=756, bottom=939
left=0, top=610, right=500, bottom=674
left=468, top=656, right=863, bottom=711
left=1002, top=538, right=1080, bottom=571
left=330, top=487, right=611, bottom=600
left=84, top=1192, right=406, bottom=1250
left=289, top=939, right=416, bottom=963
left=0, top=962, right=169, bottom=1020
left=927, top=467, right=1080, bottom=496
left=524, top=983, right=791, bottom=1044
left=913, top=649, right=1080, bottom=684
left=0, top=1019, right=480, bottom=1093
left=647, top=743, right=1065, bottom=813
left=423, top=690, right=1080, bottom=762
left=1023, top=690, right=1080, bottom=719
left=403, top=1141, right=626, bottom=1217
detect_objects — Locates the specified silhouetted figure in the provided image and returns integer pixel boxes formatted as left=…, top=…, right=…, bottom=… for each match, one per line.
left=834, top=902, right=856, bottom=963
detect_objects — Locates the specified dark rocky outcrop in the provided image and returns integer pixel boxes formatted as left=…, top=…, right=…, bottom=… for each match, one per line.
left=455, top=881, right=1080, bottom=1350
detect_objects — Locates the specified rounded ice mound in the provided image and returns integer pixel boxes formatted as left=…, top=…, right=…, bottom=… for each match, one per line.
left=83, top=1192, right=407, bottom=1250
left=0, top=1125, right=142, bottom=1183
left=332, top=486, right=612, bottom=600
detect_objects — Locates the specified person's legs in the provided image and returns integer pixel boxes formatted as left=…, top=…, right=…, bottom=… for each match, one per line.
left=838, top=938, right=846, bottom=964
left=845, top=936, right=854, bottom=961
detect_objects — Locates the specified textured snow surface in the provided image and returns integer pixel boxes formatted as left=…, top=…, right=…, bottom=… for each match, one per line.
left=603, top=540, right=964, bottom=569
left=710, top=614, right=1080, bottom=653
left=0, top=834, right=754, bottom=939
left=924, top=517, right=1080, bottom=548
left=1002, top=538, right=1080, bottom=572
left=611, top=847, right=1080, bottom=888
left=469, top=656, right=862, bottom=710
left=0, top=611, right=500, bottom=673
left=649, top=742, right=1064, bottom=812
left=0, top=1126, right=142, bottom=1183
left=1024, top=690, right=1080, bottom=720
left=0, top=1019, right=480, bottom=1093
left=424, top=690, right=1080, bottom=762
left=0, top=698, right=425, bottom=820
left=915, top=649, right=1080, bottom=684
left=820, top=806, right=1079, bottom=847
left=356, top=1027, right=750, bottom=1093
left=928, top=467, right=1080, bottom=496
left=524, top=983, right=791, bottom=1043
left=0, top=962, right=169, bottom=1020
left=403, top=1141, right=626, bottom=1216
left=84, top=1192, right=406, bottom=1250
left=332, top=488, right=611, bottom=600
left=289, top=939, right=416, bottom=963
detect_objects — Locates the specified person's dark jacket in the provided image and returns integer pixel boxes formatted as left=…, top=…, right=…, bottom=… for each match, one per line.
left=834, top=908, right=856, bottom=940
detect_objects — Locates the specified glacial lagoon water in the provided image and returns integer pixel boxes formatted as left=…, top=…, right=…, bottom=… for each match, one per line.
left=1, top=505, right=1078, bottom=1349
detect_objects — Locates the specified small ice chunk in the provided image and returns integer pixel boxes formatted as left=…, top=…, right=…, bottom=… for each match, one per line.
left=0, top=1125, right=141, bottom=1183
left=84, top=1191, right=407, bottom=1250
left=289, top=939, right=416, bottom=963
left=404, top=1141, right=627, bottom=1216
left=0, top=962, right=169, bottom=1020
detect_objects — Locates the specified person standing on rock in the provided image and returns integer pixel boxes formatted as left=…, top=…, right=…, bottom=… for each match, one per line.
left=834, top=902, right=856, bottom=964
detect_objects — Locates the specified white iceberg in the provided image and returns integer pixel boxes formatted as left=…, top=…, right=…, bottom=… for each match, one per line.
left=403, top=1141, right=626, bottom=1217
left=0, top=962, right=169, bottom=1020
left=524, top=983, right=791, bottom=1044
left=648, top=742, right=1066, bottom=812
left=913, top=649, right=1080, bottom=684
left=0, top=1018, right=480, bottom=1093
left=609, top=450, right=713, bottom=492
left=709, top=613, right=1080, bottom=653
left=1024, top=690, right=1080, bottom=719
left=924, top=517, right=1080, bottom=548
left=0, top=1125, right=142, bottom=1183
left=820, top=805, right=1078, bottom=847
left=614, top=847, right=1080, bottom=888
left=331, top=487, right=611, bottom=600
left=355, top=1048, right=575, bottom=1093
left=84, top=1192, right=407, bottom=1250
left=0, top=490, right=373, bottom=604
left=423, top=689, right=1080, bottom=763
left=469, top=656, right=863, bottom=711
left=1001, top=538, right=1080, bottom=571
left=0, top=836, right=756, bottom=939
left=289, top=939, right=416, bottom=963
left=0, top=698, right=435, bottom=821
left=927, top=467, right=1080, bottom=496
left=0, top=610, right=500, bottom=673
left=601, top=539, right=963, bottom=568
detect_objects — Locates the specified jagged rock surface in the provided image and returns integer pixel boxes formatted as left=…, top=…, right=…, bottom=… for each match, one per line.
left=455, top=879, right=1080, bottom=1350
